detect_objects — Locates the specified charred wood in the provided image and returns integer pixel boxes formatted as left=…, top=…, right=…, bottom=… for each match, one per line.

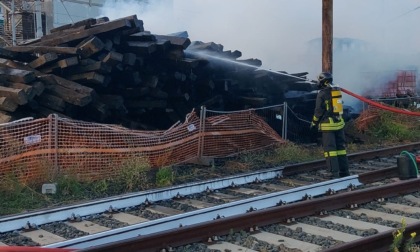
left=0, top=96, right=18, bottom=112
left=28, top=52, right=59, bottom=69
left=0, top=67, right=36, bottom=83
left=0, top=86, right=28, bottom=105
left=0, top=110, right=12, bottom=123
left=35, top=93, right=66, bottom=112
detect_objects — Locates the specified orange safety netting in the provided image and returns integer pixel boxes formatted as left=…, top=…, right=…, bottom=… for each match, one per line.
left=0, top=109, right=284, bottom=184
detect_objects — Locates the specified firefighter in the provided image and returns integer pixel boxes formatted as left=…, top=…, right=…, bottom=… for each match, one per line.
left=310, top=72, right=350, bottom=178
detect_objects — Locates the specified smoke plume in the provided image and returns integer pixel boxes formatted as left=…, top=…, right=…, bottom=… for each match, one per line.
left=98, top=0, right=420, bottom=106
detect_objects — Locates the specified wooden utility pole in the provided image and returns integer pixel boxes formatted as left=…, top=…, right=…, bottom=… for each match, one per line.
left=322, top=0, right=333, bottom=73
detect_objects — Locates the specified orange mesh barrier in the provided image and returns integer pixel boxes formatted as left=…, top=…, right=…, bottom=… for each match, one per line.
left=201, top=110, right=284, bottom=157
left=0, top=108, right=285, bottom=183
left=0, top=117, right=53, bottom=184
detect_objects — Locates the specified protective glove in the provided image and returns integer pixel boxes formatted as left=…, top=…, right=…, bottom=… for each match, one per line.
left=310, top=121, right=318, bottom=132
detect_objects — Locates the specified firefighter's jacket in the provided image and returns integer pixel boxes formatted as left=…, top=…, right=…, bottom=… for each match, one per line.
left=312, top=84, right=345, bottom=132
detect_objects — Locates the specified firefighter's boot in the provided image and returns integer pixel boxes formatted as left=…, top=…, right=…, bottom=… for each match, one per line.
left=338, top=155, right=350, bottom=177
left=326, top=156, right=340, bottom=178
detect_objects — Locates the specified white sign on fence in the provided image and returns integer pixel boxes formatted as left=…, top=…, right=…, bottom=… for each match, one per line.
left=187, top=124, right=196, bottom=132
left=24, top=135, right=42, bottom=145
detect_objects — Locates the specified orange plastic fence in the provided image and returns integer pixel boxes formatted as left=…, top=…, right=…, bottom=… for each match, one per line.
left=0, top=109, right=284, bottom=184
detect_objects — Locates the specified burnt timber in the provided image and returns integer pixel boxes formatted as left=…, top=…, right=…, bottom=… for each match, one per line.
left=0, top=15, right=313, bottom=129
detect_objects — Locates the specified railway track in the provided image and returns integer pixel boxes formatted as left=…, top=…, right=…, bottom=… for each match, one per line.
left=0, top=142, right=419, bottom=251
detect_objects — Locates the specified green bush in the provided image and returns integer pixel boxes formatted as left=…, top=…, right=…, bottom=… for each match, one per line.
left=156, top=166, right=174, bottom=187
left=269, top=143, right=320, bottom=165
left=0, top=175, right=49, bottom=215
left=368, top=111, right=420, bottom=142
left=109, top=157, right=152, bottom=193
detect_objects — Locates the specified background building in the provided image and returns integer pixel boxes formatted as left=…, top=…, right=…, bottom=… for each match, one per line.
left=0, top=0, right=142, bottom=45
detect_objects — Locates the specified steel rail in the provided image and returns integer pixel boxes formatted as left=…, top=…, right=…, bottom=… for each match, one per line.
left=45, top=176, right=361, bottom=249
left=0, top=167, right=284, bottom=233
left=79, top=177, right=420, bottom=252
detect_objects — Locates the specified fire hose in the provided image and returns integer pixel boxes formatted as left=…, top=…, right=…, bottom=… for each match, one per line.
left=341, top=87, right=420, bottom=117
left=340, top=87, right=420, bottom=168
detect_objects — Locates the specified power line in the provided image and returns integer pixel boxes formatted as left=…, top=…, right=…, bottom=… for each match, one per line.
left=60, top=0, right=74, bottom=23
left=393, top=5, right=420, bottom=20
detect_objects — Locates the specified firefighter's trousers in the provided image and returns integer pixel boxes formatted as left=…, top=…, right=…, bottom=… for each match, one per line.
left=321, top=129, right=350, bottom=178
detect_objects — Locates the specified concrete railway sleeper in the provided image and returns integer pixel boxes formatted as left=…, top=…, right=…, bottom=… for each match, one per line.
left=77, top=179, right=420, bottom=252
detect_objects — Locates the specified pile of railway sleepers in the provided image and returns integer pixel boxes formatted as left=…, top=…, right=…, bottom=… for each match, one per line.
left=0, top=14, right=313, bottom=129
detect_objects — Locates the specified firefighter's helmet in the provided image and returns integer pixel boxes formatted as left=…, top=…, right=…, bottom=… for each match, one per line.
left=317, top=72, right=333, bottom=88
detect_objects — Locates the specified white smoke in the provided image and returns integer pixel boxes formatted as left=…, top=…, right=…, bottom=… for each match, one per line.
left=97, top=0, right=420, bottom=103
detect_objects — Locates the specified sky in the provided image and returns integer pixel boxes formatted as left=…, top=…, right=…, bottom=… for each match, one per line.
left=56, top=0, right=420, bottom=106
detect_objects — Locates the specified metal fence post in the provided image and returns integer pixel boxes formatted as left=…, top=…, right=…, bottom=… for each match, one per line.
left=54, top=114, right=59, bottom=172
left=197, top=106, right=207, bottom=159
left=282, top=102, right=288, bottom=140
left=48, top=114, right=59, bottom=174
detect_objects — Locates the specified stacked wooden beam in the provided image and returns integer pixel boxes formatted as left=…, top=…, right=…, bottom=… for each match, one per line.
left=0, top=15, right=312, bottom=129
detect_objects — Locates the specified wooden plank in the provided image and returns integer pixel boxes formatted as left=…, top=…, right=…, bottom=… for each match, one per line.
left=0, top=67, right=36, bottom=83
left=0, top=86, right=28, bottom=105
left=127, top=32, right=156, bottom=42
left=35, top=93, right=66, bottom=112
left=101, top=51, right=123, bottom=66
left=125, top=41, right=157, bottom=55
left=120, top=27, right=143, bottom=37
left=188, top=41, right=223, bottom=52
left=28, top=52, right=59, bottom=69
left=31, top=15, right=135, bottom=46
left=162, top=49, right=184, bottom=61
left=7, top=82, right=36, bottom=100
left=119, top=15, right=144, bottom=36
left=4, top=46, right=80, bottom=55
left=0, top=47, right=35, bottom=62
left=44, top=84, right=92, bottom=107
left=38, top=74, right=95, bottom=96
left=98, top=94, right=127, bottom=114
left=0, top=47, right=36, bottom=62
left=0, top=47, right=20, bottom=59
left=103, top=38, right=113, bottom=51
left=0, top=110, right=12, bottom=123
left=155, top=39, right=171, bottom=52
left=36, top=26, right=87, bottom=43
left=0, top=96, right=18, bottom=112
left=39, top=57, right=79, bottom=74
left=63, top=60, right=112, bottom=75
left=77, top=36, right=105, bottom=59
left=86, top=99, right=110, bottom=122
left=126, top=15, right=144, bottom=29
left=67, top=72, right=107, bottom=86
left=31, top=81, right=45, bottom=96
left=154, top=35, right=191, bottom=49
left=0, top=58, right=31, bottom=70
left=123, top=53, right=137, bottom=66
